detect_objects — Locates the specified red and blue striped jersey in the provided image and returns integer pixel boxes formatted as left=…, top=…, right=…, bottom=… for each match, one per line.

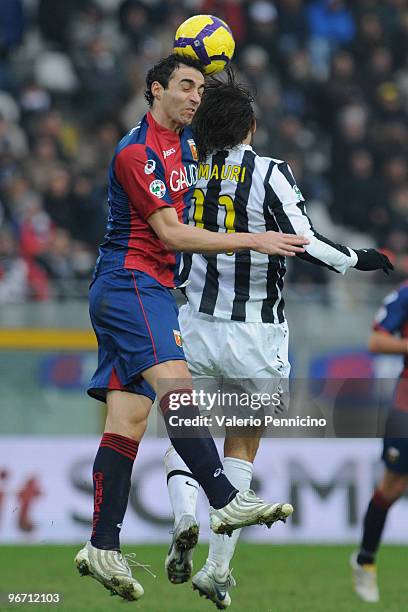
left=373, top=281, right=408, bottom=378
left=94, top=112, right=198, bottom=287
left=373, top=280, right=408, bottom=405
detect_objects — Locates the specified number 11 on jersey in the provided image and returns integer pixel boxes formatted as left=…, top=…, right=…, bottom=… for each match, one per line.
left=192, top=188, right=236, bottom=255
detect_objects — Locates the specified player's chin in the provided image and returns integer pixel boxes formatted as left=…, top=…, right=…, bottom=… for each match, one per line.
left=180, top=110, right=196, bottom=125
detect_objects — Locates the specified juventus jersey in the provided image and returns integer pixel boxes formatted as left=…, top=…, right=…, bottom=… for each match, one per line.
left=180, top=144, right=358, bottom=323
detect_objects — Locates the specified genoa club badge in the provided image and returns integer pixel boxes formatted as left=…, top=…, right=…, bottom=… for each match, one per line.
left=173, top=330, right=183, bottom=347
left=187, top=139, right=198, bottom=161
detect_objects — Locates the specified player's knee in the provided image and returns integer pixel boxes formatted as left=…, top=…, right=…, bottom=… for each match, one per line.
left=144, top=360, right=192, bottom=398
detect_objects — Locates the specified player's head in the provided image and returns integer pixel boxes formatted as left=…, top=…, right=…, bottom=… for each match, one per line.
left=145, top=54, right=205, bottom=129
left=192, top=68, right=256, bottom=161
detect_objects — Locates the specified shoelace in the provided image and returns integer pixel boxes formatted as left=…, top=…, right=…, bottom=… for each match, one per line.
left=119, top=552, right=157, bottom=579
left=225, top=569, right=236, bottom=589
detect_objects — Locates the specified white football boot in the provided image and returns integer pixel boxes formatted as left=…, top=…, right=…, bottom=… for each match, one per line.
left=350, top=551, right=380, bottom=603
left=165, top=514, right=199, bottom=584
left=75, top=541, right=147, bottom=601
left=210, top=490, right=293, bottom=536
left=192, top=563, right=236, bottom=609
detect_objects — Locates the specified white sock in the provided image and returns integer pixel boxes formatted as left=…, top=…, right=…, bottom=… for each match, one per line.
left=207, top=456, right=253, bottom=577
left=164, top=445, right=199, bottom=524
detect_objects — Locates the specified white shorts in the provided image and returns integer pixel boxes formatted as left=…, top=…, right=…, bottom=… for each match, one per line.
left=178, top=304, right=290, bottom=405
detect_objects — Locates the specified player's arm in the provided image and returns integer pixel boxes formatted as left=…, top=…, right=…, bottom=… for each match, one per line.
left=368, top=330, right=408, bottom=355
left=369, top=285, right=408, bottom=354
left=267, top=161, right=392, bottom=275
left=115, top=146, right=307, bottom=256
left=148, top=206, right=309, bottom=256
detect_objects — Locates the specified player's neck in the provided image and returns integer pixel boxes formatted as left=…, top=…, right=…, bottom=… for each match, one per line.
left=150, top=108, right=182, bottom=134
left=242, top=130, right=253, bottom=145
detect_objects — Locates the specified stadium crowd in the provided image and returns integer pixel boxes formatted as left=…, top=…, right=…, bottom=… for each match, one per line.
left=0, top=0, right=407, bottom=302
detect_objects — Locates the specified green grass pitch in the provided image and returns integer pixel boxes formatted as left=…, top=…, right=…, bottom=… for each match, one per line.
left=0, top=544, right=406, bottom=611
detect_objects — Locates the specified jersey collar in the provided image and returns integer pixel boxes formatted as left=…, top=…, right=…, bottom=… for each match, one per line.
left=147, top=111, right=181, bottom=143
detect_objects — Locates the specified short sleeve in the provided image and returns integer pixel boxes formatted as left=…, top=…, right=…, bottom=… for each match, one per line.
left=114, top=144, right=173, bottom=220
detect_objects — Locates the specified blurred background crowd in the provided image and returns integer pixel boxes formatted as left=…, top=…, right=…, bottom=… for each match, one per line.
left=0, top=0, right=407, bottom=303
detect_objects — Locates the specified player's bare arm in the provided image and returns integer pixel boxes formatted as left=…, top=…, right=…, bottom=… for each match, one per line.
left=148, top=206, right=309, bottom=257
left=369, top=330, right=408, bottom=354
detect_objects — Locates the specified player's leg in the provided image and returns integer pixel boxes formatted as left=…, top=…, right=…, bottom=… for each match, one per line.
left=192, top=318, right=292, bottom=608
left=351, top=438, right=408, bottom=603
left=91, top=390, right=152, bottom=551
left=76, top=270, right=160, bottom=600
left=164, top=305, right=223, bottom=583
left=192, top=433, right=260, bottom=609
left=144, top=358, right=238, bottom=509
left=144, top=358, right=291, bottom=535
left=164, top=444, right=200, bottom=583
left=205, top=433, right=259, bottom=571
left=75, top=389, right=153, bottom=600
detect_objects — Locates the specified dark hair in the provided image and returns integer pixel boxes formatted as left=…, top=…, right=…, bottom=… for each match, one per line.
left=192, top=68, right=255, bottom=162
left=144, top=54, right=205, bottom=107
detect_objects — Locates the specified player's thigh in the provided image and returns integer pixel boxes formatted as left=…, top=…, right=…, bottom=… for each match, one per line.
left=90, top=270, right=186, bottom=387
left=223, top=319, right=290, bottom=380
left=221, top=320, right=290, bottom=419
left=178, top=304, right=223, bottom=377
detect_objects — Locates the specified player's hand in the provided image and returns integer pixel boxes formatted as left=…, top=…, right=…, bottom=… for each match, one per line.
left=353, top=249, right=394, bottom=274
left=252, top=231, right=309, bottom=256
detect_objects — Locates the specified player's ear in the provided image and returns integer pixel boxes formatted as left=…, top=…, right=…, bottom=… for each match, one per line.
left=151, top=80, right=164, bottom=102
left=251, top=118, right=257, bottom=135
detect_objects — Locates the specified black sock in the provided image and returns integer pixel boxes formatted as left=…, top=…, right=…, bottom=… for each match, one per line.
left=90, top=432, right=138, bottom=550
left=160, top=390, right=237, bottom=509
left=357, top=489, right=393, bottom=565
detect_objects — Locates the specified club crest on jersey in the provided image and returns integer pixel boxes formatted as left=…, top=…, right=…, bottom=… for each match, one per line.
left=173, top=329, right=183, bottom=347
left=187, top=139, right=198, bottom=161
left=144, top=159, right=156, bottom=175
left=149, top=179, right=166, bottom=198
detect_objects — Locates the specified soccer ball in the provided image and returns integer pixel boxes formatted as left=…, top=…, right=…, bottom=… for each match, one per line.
left=173, top=14, right=235, bottom=75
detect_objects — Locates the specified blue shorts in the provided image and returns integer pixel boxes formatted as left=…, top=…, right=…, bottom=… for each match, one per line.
left=382, top=438, right=408, bottom=474
left=87, top=269, right=185, bottom=403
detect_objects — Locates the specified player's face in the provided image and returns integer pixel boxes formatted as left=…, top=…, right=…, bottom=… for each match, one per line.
left=161, top=66, right=205, bottom=128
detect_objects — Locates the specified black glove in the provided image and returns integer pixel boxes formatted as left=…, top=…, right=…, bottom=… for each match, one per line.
left=353, top=249, right=394, bottom=274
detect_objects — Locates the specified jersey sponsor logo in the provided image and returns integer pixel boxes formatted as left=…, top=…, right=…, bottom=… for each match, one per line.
left=293, top=184, right=304, bottom=201
left=144, top=159, right=156, bottom=174
left=173, top=329, right=183, bottom=347
left=170, top=164, right=197, bottom=192
left=187, top=138, right=198, bottom=161
left=163, top=147, right=176, bottom=158
left=149, top=179, right=166, bottom=198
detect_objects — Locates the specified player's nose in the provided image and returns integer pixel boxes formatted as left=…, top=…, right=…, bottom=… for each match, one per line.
left=190, top=89, right=202, bottom=105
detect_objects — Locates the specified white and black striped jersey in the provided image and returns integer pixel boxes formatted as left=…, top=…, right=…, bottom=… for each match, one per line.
left=180, top=144, right=358, bottom=323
